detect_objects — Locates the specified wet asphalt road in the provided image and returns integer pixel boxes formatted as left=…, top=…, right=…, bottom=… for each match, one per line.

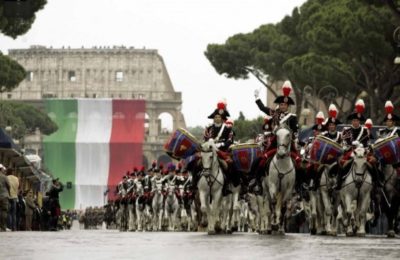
left=0, top=228, right=399, bottom=260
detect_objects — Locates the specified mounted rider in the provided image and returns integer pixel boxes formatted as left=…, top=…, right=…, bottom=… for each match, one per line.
left=303, top=111, right=327, bottom=191
left=253, top=80, right=301, bottom=189
left=203, top=101, right=235, bottom=196
left=335, top=99, right=377, bottom=190
left=377, top=101, right=400, bottom=184
left=309, top=105, right=343, bottom=191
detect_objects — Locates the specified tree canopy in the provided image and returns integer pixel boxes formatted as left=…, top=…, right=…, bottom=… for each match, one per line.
left=0, top=101, right=57, bottom=140
left=205, top=0, right=400, bottom=123
left=0, top=0, right=47, bottom=91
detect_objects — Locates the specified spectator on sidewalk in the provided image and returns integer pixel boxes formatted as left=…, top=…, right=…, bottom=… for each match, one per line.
left=7, top=168, right=19, bottom=231
left=25, top=190, right=36, bottom=231
left=0, top=164, right=10, bottom=231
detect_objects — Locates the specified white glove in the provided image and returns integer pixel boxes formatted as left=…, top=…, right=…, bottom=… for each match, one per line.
left=352, top=141, right=360, bottom=147
left=254, top=89, right=260, bottom=99
left=216, top=142, right=224, bottom=148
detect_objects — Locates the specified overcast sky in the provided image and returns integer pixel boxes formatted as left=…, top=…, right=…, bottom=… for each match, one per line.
left=0, top=0, right=307, bottom=128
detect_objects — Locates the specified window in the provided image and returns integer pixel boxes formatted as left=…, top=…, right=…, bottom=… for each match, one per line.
left=68, top=71, right=76, bottom=81
left=131, top=93, right=136, bottom=99
left=26, top=71, right=33, bottom=81
left=138, top=93, right=144, bottom=99
left=92, top=93, right=97, bottom=98
left=116, top=71, right=123, bottom=82
left=7, top=94, right=12, bottom=99
left=70, top=94, right=75, bottom=98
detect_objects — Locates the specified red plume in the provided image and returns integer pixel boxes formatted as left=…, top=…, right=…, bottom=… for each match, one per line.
left=385, top=101, right=394, bottom=114
left=217, top=102, right=225, bottom=110
left=328, top=104, right=338, bottom=118
left=282, top=81, right=292, bottom=97
left=159, top=163, right=164, bottom=169
left=355, top=99, right=365, bottom=114
left=365, top=119, right=373, bottom=129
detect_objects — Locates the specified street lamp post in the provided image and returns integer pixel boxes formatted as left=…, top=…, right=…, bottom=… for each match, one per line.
left=393, top=26, right=400, bottom=64
left=316, top=85, right=339, bottom=111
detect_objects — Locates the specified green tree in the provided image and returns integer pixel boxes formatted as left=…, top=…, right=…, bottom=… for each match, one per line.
left=187, top=126, right=205, bottom=141
left=205, top=0, right=400, bottom=123
left=234, top=116, right=264, bottom=143
left=0, top=0, right=47, bottom=91
left=0, top=101, right=57, bottom=139
left=0, top=53, right=26, bottom=92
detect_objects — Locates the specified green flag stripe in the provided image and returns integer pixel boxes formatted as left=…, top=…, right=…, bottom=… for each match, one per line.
left=43, top=99, right=78, bottom=209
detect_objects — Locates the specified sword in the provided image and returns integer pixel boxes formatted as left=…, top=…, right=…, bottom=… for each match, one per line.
left=380, top=187, right=391, bottom=208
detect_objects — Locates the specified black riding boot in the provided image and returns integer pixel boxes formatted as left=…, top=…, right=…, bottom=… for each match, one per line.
left=369, top=165, right=383, bottom=188
left=222, top=182, right=232, bottom=196
left=334, top=168, right=343, bottom=191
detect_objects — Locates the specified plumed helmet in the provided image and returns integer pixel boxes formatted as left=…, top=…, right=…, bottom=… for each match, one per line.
left=273, top=80, right=295, bottom=105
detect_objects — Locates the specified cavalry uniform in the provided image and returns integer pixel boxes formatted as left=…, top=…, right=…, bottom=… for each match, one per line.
left=303, top=111, right=330, bottom=191
left=336, top=99, right=377, bottom=189
left=254, top=81, right=302, bottom=191
left=203, top=123, right=234, bottom=152
left=377, top=101, right=400, bottom=180
left=202, top=102, right=234, bottom=196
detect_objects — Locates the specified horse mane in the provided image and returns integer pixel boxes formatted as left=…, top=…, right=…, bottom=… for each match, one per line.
left=274, top=125, right=292, bottom=135
left=201, top=138, right=217, bottom=152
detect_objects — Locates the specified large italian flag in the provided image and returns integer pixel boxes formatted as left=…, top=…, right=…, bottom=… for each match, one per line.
left=43, top=99, right=145, bottom=209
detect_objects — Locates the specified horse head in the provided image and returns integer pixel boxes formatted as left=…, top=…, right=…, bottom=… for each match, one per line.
left=352, top=146, right=368, bottom=175
left=274, top=126, right=292, bottom=158
left=200, top=139, right=218, bottom=175
left=167, top=184, right=176, bottom=198
left=155, top=180, right=163, bottom=195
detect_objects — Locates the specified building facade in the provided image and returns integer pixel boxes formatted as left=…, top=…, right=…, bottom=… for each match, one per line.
left=2, top=45, right=186, bottom=165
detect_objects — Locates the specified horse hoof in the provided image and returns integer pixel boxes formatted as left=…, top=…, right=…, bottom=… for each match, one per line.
left=267, top=230, right=272, bottom=235
left=346, top=232, right=354, bottom=237
left=320, top=231, right=327, bottom=236
left=387, top=231, right=396, bottom=238
left=271, top=225, right=279, bottom=231
left=356, top=233, right=365, bottom=237
left=330, top=231, right=337, bottom=237
left=208, top=230, right=216, bottom=235
left=226, top=230, right=233, bottom=235
left=310, top=229, right=317, bottom=235
left=278, top=230, right=285, bottom=236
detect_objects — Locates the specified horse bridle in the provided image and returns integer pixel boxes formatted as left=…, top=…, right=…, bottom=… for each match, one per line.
left=272, top=159, right=294, bottom=192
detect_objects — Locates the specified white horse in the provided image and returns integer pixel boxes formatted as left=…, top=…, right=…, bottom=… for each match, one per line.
left=266, top=126, right=296, bottom=234
left=151, top=178, right=164, bottom=231
left=340, top=146, right=372, bottom=236
left=135, top=181, right=146, bottom=231
left=318, top=164, right=340, bottom=236
left=198, top=138, right=224, bottom=235
left=164, top=184, right=179, bottom=231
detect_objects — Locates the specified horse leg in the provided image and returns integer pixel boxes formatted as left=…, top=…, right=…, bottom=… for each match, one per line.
left=256, top=195, right=266, bottom=234
left=209, top=189, right=222, bottom=234
left=275, top=193, right=284, bottom=234
left=356, top=193, right=370, bottom=237
left=344, top=194, right=353, bottom=236
left=309, top=191, right=317, bottom=235
left=321, top=189, right=332, bottom=235
left=199, top=190, right=209, bottom=229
